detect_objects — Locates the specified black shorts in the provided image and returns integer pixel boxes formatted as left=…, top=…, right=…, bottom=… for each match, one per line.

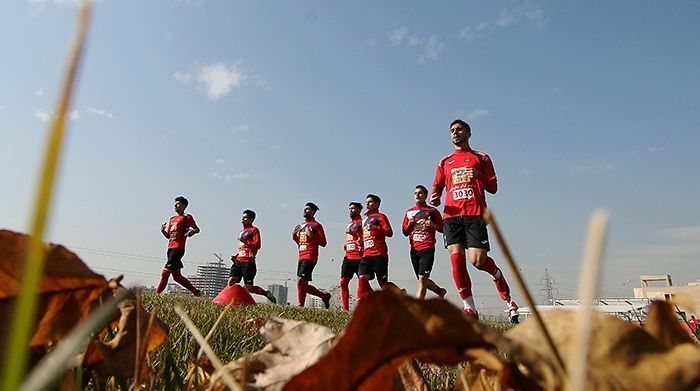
left=297, top=260, right=316, bottom=281
left=340, top=258, right=361, bottom=279
left=410, top=248, right=435, bottom=277
left=165, top=248, right=185, bottom=271
left=229, top=261, right=257, bottom=285
left=358, top=255, right=389, bottom=283
left=444, top=216, right=490, bottom=251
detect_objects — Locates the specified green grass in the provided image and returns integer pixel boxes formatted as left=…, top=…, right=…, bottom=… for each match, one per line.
left=142, top=293, right=514, bottom=389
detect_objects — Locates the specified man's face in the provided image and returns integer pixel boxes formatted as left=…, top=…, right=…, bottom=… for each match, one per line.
left=174, top=201, right=186, bottom=214
left=303, top=206, right=315, bottom=219
left=365, top=198, right=378, bottom=211
left=349, top=204, right=361, bottom=218
left=450, top=123, right=470, bottom=145
left=241, top=213, right=253, bottom=226
left=414, top=188, right=428, bottom=203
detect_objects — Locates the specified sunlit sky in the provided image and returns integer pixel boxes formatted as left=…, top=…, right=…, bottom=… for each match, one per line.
left=2, top=0, right=699, bottom=314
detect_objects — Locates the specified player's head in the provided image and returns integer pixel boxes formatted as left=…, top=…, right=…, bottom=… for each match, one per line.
left=365, top=194, right=381, bottom=211
left=304, top=202, right=319, bottom=218
left=348, top=202, right=362, bottom=217
left=242, top=209, right=256, bottom=225
left=450, top=119, right=471, bottom=146
left=174, top=196, right=189, bottom=213
left=414, top=185, right=428, bottom=203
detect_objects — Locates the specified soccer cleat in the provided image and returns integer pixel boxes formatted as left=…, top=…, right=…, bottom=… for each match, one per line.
left=266, top=290, right=277, bottom=304
left=463, top=308, right=479, bottom=320
left=507, top=300, right=520, bottom=324
left=322, top=292, right=331, bottom=309
left=493, top=270, right=511, bottom=302
left=437, top=287, right=447, bottom=299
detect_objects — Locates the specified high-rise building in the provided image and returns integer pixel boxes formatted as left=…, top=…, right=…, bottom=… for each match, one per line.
left=268, top=283, right=288, bottom=305
left=190, top=261, right=229, bottom=297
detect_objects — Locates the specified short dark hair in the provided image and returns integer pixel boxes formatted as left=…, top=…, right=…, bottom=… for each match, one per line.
left=305, top=202, right=319, bottom=211
left=415, top=185, right=428, bottom=194
left=348, top=202, right=363, bottom=210
left=450, top=119, right=471, bottom=133
left=243, top=209, right=256, bottom=221
left=175, top=196, right=189, bottom=206
left=366, top=194, right=381, bottom=206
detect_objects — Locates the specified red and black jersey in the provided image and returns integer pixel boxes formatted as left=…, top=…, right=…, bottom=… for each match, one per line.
left=292, top=218, right=327, bottom=262
left=166, top=214, right=198, bottom=249
left=236, top=225, right=260, bottom=263
left=432, top=148, right=497, bottom=219
left=402, top=203, right=444, bottom=251
left=362, top=210, right=393, bottom=257
left=344, top=216, right=363, bottom=261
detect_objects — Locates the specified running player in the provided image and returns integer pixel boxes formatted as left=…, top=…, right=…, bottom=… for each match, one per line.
left=430, top=119, right=519, bottom=322
left=339, top=202, right=363, bottom=310
left=357, top=194, right=402, bottom=300
left=228, top=209, right=276, bottom=303
left=156, top=196, right=202, bottom=296
left=402, top=185, right=447, bottom=300
left=292, top=202, right=331, bottom=308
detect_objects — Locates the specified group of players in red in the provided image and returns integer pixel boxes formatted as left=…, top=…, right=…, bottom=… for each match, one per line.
left=155, top=119, right=519, bottom=322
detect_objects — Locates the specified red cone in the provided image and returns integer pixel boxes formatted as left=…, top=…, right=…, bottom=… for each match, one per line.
left=213, top=284, right=256, bottom=306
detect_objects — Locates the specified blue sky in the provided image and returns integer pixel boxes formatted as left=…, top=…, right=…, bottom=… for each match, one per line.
left=2, top=1, right=699, bottom=314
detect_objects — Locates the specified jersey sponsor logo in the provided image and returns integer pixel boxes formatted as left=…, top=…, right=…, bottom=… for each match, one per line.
left=447, top=160, right=455, bottom=164
left=406, top=210, right=419, bottom=219
left=451, top=166, right=470, bottom=184
left=299, top=244, right=308, bottom=251
left=364, top=239, right=375, bottom=248
left=346, top=243, right=357, bottom=251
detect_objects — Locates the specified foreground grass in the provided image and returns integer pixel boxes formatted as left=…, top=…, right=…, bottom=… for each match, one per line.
left=142, top=293, right=513, bottom=389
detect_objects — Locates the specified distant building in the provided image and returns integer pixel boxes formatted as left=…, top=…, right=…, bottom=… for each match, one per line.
left=189, top=261, right=229, bottom=297
left=268, top=283, right=288, bottom=305
left=305, top=288, right=327, bottom=308
left=634, top=274, right=700, bottom=314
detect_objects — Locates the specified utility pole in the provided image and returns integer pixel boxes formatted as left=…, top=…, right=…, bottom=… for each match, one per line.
left=540, top=268, right=557, bottom=305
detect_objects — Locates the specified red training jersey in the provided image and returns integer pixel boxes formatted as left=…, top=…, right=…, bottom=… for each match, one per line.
left=343, top=216, right=363, bottom=261
left=402, top=203, right=444, bottom=251
left=432, top=148, right=497, bottom=219
left=292, top=218, right=327, bottom=262
left=236, top=225, right=261, bottom=263
left=362, top=210, right=393, bottom=257
left=166, top=214, right=198, bottom=249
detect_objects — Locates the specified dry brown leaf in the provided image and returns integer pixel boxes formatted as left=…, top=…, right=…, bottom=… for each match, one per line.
left=208, top=317, right=336, bottom=391
left=395, top=360, right=429, bottom=391
left=284, top=290, right=500, bottom=391
left=83, top=287, right=169, bottom=379
left=500, top=303, right=700, bottom=390
left=644, top=299, right=694, bottom=348
left=0, top=230, right=111, bottom=358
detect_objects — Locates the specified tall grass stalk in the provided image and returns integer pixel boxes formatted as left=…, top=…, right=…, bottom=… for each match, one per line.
left=0, top=3, right=92, bottom=390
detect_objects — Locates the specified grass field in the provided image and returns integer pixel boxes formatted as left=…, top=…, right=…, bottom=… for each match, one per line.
left=142, top=293, right=515, bottom=389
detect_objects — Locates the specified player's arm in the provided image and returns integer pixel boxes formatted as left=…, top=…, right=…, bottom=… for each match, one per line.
left=430, top=163, right=445, bottom=206
left=401, top=212, right=413, bottom=236
left=480, top=155, right=498, bottom=194
left=434, top=210, right=444, bottom=234
left=250, top=228, right=261, bottom=251
left=318, top=224, right=327, bottom=247
left=382, top=215, right=393, bottom=238
left=185, top=216, right=200, bottom=237
left=161, top=222, right=169, bottom=239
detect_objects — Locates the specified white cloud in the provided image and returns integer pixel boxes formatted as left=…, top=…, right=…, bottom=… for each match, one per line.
left=268, top=145, right=282, bottom=151
left=496, top=11, right=515, bottom=28
left=417, top=36, right=444, bottom=64
left=467, top=109, right=491, bottom=121
left=0, top=105, right=6, bottom=110
left=659, top=226, right=700, bottom=241
left=173, top=72, right=192, bottom=84
left=215, top=158, right=224, bottom=164
left=408, top=37, right=422, bottom=47
left=34, top=109, right=52, bottom=123
left=35, top=88, right=44, bottom=96
left=388, top=27, right=408, bottom=46
left=460, top=5, right=546, bottom=42
left=86, top=107, right=114, bottom=119
left=197, top=62, right=244, bottom=100
left=363, top=38, right=378, bottom=48
left=33, top=109, right=80, bottom=122
left=230, top=124, right=249, bottom=135
left=209, top=166, right=257, bottom=183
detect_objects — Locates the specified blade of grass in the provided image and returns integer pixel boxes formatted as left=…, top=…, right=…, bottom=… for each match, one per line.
left=20, top=289, right=129, bottom=391
left=482, top=209, right=567, bottom=376
left=1, top=3, right=92, bottom=390
left=197, top=302, right=234, bottom=359
left=173, top=306, right=242, bottom=391
left=569, top=210, right=608, bottom=391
